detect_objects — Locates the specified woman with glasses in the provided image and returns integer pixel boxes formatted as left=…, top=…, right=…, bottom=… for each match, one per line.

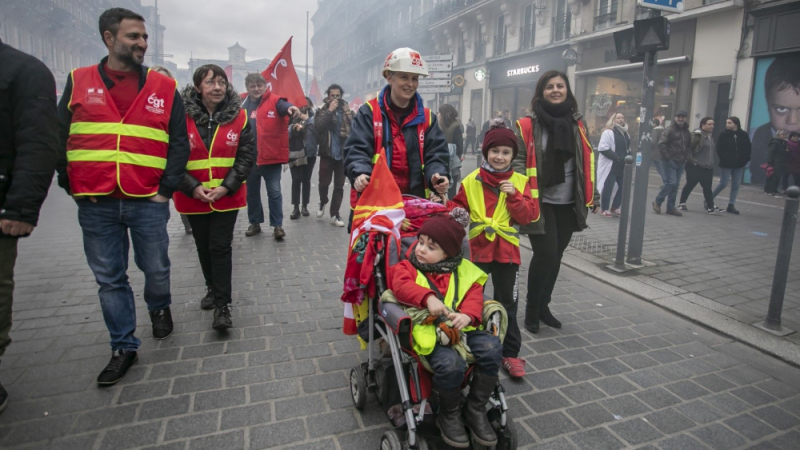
left=173, top=64, right=255, bottom=331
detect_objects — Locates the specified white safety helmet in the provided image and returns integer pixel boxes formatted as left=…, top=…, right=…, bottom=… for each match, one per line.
left=382, top=47, right=429, bottom=79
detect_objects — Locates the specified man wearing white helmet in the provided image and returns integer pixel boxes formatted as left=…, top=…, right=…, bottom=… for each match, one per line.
left=344, top=48, right=450, bottom=213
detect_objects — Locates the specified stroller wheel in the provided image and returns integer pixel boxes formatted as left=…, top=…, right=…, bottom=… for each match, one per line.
left=408, top=434, right=429, bottom=450
left=379, top=430, right=403, bottom=450
left=494, top=416, right=518, bottom=450
left=350, top=367, right=367, bottom=409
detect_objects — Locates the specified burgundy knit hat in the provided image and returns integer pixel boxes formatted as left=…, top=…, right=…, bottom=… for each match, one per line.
left=482, top=118, right=518, bottom=159
left=418, top=214, right=466, bottom=258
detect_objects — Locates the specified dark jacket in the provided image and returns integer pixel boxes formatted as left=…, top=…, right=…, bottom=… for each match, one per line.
left=344, top=86, right=450, bottom=198
left=466, top=121, right=476, bottom=138
left=315, top=98, right=354, bottom=160
left=599, top=127, right=630, bottom=175
left=716, top=129, right=751, bottom=169
left=787, top=140, right=800, bottom=174
left=767, top=138, right=788, bottom=175
left=57, top=57, right=190, bottom=198
left=650, top=126, right=664, bottom=161
left=658, top=121, right=691, bottom=164
left=512, top=110, right=600, bottom=235
left=178, top=84, right=255, bottom=197
left=289, top=110, right=316, bottom=164
left=0, top=39, right=58, bottom=232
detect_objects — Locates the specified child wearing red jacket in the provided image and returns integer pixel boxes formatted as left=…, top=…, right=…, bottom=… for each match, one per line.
left=390, top=214, right=502, bottom=448
left=449, top=120, right=538, bottom=379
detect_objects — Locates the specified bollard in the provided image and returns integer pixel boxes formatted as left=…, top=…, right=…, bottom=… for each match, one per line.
left=754, top=186, right=798, bottom=336
left=610, top=155, right=634, bottom=272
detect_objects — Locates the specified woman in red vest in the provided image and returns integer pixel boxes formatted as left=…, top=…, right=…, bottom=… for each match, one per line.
left=345, top=48, right=451, bottom=209
left=512, top=70, right=599, bottom=334
left=173, top=65, right=255, bottom=331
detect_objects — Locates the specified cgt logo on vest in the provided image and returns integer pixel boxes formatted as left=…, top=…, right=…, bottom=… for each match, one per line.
left=267, top=110, right=276, bottom=119
left=146, top=93, right=165, bottom=115
left=188, top=132, right=197, bottom=150
left=226, top=130, right=239, bottom=147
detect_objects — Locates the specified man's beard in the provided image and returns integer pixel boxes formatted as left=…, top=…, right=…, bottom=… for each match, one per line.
left=116, top=43, right=145, bottom=66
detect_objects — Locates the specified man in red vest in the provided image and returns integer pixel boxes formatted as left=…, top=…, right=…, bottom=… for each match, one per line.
left=55, top=8, right=190, bottom=385
left=241, top=73, right=300, bottom=239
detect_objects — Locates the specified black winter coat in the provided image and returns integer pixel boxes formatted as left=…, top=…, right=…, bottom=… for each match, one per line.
left=178, top=84, right=255, bottom=197
left=767, top=138, right=788, bottom=175
left=344, top=88, right=449, bottom=198
left=658, top=122, right=691, bottom=163
left=716, top=129, right=751, bottom=169
left=0, top=39, right=58, bottom=233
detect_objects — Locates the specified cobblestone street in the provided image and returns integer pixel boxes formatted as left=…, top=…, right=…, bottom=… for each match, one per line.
left=1, top=170, right=799, bottom=449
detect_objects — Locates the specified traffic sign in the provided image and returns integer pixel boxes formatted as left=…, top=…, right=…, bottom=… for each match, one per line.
left=429, top=72, right=452, bottom=79
left=634, top=16, right=670, bottom=52
left=419, top=79, right=452, bottom=87
left=423, top=54, right=453, bottom=61
left=637, top=0, right=683, bottom=13
left=418, top=86, right=453, bottom=94
left=427, top=61, right=453, bottom=72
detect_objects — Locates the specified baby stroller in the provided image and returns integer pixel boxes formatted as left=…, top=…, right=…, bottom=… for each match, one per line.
left=348, top=196, right=518, bottom=450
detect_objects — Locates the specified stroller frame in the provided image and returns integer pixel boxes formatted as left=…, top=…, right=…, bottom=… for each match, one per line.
left=350, top=233, right=518, bottom=450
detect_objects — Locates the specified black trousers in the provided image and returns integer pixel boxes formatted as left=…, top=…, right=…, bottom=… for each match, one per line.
left=465, top=136, right=477, bottom=154
left=290, top=157, right=316, bottom=206
left=475, top=262, right=520, bottom=358
left=318, top=157, right=345, bottom=217
left=680, top=164, right=714, bottom=208
left=601, top=171, right=623, bottom=211
left=0, top=237, right=17, bottom=357
left=187, top=210, right=239, bottom=307
left=526, top=203, right=577, bottom=326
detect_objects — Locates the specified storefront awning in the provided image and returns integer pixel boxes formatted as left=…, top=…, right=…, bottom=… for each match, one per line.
left=575, top=56, right=691, bottom=77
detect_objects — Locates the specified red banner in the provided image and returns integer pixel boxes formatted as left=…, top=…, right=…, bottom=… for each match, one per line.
left=309, top=78, right=322, bottom=106
left=261, top=37, right=305, bottom=107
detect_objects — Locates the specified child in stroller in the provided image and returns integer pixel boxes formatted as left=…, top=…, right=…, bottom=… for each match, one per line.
left=390, top=214, right=502, bottom=448
left=348, top=199, right=517, bottom=450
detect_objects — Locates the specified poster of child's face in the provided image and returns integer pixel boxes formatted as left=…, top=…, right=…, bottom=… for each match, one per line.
left=748, top=55, right=800, bottom=185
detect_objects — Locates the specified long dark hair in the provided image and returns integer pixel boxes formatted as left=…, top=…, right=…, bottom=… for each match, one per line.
left=438, top=104, right=459, bottom=130
left=531, top=70, right=578, bottom=111
left=727, top=116, right=742, bottom=131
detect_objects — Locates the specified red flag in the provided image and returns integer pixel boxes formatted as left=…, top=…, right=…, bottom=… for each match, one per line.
left=261, top=37, right=305, bottom=107
left=223, top=65, right=233, bottom=81
left=350, top=96, right=364, bottom=111
left=309, top=78, right=322, bottom=106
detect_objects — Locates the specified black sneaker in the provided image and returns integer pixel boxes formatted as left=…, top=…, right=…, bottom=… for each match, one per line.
left=200, top=286, right=214, bottom=310
left=97, top=350, right=138, bottom=385
left=727, top=204, right=740, bottom=214
left=212, top=305, right=233, bottom=331
left=150, top=307, right=173, bottom=340
left=0, top=380, right=7, bottom=414
left=678, top=203, right=688, bottom=211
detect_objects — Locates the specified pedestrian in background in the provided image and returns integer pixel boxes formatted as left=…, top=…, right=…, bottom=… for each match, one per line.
left=597, top=112, right=630, bottom=218
left=653, top=111, right=691, bottom=217
left=513, top=70, right=599, bottom=334
left=241, top=73, right=301, bottom=239
left=765, top=129, right=788, bottom=195
left=315, top=84, right=352, bottom=227
left=174, top=65, right=254, bottom=330
left=679, top=117, right=723, bottom=214
left=465, top=117, right=477, bottom=155
left=650, top=117, right=665, bottom=182
left=785, top=132, right=800, bottom=188
left=712, top=116, right=750, bottom=214
left=56, top=8, right=190, bottom=385
left=289, top=97, right=316, bottom=220
left=438, top=103, right=463, bottom=199
left=153, top=65, right=193, bottom=234
left=0, top=36, right=59, bottom=411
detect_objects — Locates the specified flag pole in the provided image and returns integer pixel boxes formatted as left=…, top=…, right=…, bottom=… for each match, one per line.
left=305, top=11, right=310, bottom=94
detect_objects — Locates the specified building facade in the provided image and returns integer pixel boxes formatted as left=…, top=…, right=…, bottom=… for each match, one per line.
left=0, top=0, right=165, bottom=94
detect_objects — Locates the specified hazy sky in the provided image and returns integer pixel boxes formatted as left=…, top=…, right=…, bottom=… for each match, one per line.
left=142, top=0, right=317, bottom=71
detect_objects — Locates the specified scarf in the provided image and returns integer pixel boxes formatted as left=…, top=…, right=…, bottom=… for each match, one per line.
left=615, top=124, right=629, bottom=134
left=533, top=99, right=577, bottom=188
left=480, top=159, right=511, bottom=173
left=409, top=244, right=462, bottom=274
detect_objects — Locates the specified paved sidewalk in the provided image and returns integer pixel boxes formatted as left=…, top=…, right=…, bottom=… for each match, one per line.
left=0, top=171, right=799, bottom=449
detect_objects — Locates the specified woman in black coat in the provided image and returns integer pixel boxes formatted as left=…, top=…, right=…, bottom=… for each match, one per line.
left=712, top=116, right=750, bottom=214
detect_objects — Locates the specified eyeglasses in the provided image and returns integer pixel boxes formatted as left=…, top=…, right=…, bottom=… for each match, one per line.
left=329, top=94, right=342, bottom=99
left=204, top=79, right=228, bottom=88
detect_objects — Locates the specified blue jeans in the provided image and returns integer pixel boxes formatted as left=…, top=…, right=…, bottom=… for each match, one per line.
left=77, top=198, right=171, bottom=352
left=246, top=164, right=283, bottom=227
left=713, top=167, right=744, bottom=205
left=425, top=330, right=502, bottom=391
left=655, top=160, right=686, bottom=210
left=653, top=159, right=665, bottom=182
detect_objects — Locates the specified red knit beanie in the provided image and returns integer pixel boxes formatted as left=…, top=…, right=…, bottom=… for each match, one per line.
left=417, top=214, right=466, bottom=258
left=482, top=118, right=518, bottom=159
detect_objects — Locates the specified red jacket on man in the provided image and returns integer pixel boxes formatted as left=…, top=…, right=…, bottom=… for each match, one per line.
left=255, top=91, right=290, bottom=166
left=389, top=259, right=484, bottom=327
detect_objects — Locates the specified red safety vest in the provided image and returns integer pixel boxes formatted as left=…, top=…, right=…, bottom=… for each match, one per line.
left=173, top=110, right=248, bottom=214
left=517, top=117, right=595, bottom=209
left=255, top=91, right=289, bottom=165
left=349, top=97, right=432, bottom=206
left=66, top=66, right=176, bottom=197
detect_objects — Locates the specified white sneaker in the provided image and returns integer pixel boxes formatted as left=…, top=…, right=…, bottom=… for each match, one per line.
left=332, top=215, right=345, bottom=227
left=316, top=203, right=325, bottom=218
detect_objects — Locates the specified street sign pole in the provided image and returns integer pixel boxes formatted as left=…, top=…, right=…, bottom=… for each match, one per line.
left=626, top=9, right=661, bottom=266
